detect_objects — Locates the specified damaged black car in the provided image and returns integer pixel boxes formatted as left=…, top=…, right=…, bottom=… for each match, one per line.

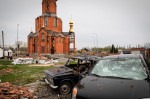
left=44, top=56, right=100, bottom=95
left=72, top=54, right=150, bottom=99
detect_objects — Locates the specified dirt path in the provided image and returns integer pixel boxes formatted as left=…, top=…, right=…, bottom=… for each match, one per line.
left=25, top=80, right=71, bottom=99
left=37, top=85, right=72, bottom=99
left=29, top=64, right=54, bottom=67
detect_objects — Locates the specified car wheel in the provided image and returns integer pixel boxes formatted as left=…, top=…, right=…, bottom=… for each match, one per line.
left=59, top=82, right=72, bottom=95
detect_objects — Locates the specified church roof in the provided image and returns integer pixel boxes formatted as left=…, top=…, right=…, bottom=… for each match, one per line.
left=28, top=29, right=66, bottom=38
left=41, top=12, right=57, bottom=17
left=62, top=32, right=75, bottom=36
left=42, top=0, right=57, bottom=2
left=62, top=32, right=70, bottom=36
left=28, top=32, right=34, bottom=37
left=39, top=28, right=53, bottom=35
left=45, top=30, right=52, bottom=35
left=52, top=32, right=65, bottom=38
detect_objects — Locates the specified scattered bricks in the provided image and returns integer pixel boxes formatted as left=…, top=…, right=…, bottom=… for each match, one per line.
left=0, top=95, right=5, bottom=99
left=9, top=86, right=15, bottom=90
left=5, top=82, right=11, bottom=88
left=22, top=87, right=28, bottom=91
left=5, top=82, right=10, bottom=85
left=29, top=94, right=33, bottom=99
left=0, top=89, right=2, bottom=94
left=23, top=92, right=29, bottom=97
left=1, top=69, right=7, bottom=73
left=9, top=90, right=16, bottom=94
left=2, top=88, right=8, bottom=93
left=18, top=90, right=24, bottom=95
left=1, top=69, right=13, bottom=74
left=0, top=83, right=4, bottom=87
left=0, top=82, right=34, bottom=99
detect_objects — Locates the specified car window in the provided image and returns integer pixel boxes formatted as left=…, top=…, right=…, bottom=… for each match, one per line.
left=91, top=58, right=147, bottom=80
left=66, top=59, right=78, bottom=66
left=70, top=59, right=78, bottom=64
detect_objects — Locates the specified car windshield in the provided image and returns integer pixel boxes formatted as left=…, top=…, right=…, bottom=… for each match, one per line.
left=91, top=58, right=147, bottom=80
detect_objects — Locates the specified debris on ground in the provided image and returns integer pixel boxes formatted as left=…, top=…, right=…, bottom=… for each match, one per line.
left=35, top=81, right=71, bottom=99
left=12, top=58, right=35, bottom=65
left=25, top=80, right=43, bottom=93
left=0, top=82, right=33, bottom=99
left=12, top=57, right=59, bottom=65
left=38, top=59, right=58, bottom=64
left=57, top=58, right=68, bottom=63
left=1, top=68, right=13, bottom=74
left=29, top=64, right=54, bottom=67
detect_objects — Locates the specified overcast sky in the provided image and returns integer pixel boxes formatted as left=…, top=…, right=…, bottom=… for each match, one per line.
left=0, top=0, right=150, bottom=49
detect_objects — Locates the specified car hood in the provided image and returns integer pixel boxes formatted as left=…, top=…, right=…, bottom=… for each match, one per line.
left=45, top=66, right=74, bottom=77
left=76, top=75, right=150, bottom=99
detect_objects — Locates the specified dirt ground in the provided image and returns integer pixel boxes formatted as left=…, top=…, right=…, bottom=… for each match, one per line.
left=25, top=80, right=71, bottom=99
left=26, top=80, right=71, bottom=99
left=29, top=64, right=54, bottom=67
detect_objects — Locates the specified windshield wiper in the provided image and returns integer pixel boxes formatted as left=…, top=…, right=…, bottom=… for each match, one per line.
left=90, top=73, right=101, bottom=77
left=103, top=76, right=133, bottom=80
left=90, top=74, right=132, bottom=80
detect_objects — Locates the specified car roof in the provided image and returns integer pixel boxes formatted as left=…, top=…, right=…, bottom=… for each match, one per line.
left=103, top=54, right=143, bottom=59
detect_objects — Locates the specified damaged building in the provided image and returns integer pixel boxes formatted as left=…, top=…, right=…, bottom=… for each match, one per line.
left=28, top=0, right=75, bottom=54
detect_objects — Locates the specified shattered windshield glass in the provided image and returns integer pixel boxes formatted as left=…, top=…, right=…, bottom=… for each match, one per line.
left=91, top=58, right=147, bottom=80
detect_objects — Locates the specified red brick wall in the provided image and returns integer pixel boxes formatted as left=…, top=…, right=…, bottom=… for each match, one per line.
left=35, top=17, right=62, bottom=33
left=55, top=36, right=64, bottom=53
left=63, top=35, right=70, bottom=53
left=28, top=0, right=75, bottom=54
left=28, top=37, right=30, bottom=53
left=42, top=0, right=57, bottom=14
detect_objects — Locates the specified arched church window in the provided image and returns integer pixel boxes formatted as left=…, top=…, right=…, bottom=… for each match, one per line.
left=54, top=17, right=57, bottom=27
left=46, top=2, right=49, bottom=11
left=37, top=19, right=39, bottom=28
left=44, top=17, right=48, bottom=26
left=42, top=33, right=44, bottom=41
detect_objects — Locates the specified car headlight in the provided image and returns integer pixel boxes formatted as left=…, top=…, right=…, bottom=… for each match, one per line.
left=45, top=74, right=53, bottom=83
left=48, top=76, right=53, bottom=83
left=72, top=87, right=77, bottom=99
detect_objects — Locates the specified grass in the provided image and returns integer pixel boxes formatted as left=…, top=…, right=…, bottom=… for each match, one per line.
left=0, top=60, right=13, bottom=66
left=0, top=60, right=54, bottom=85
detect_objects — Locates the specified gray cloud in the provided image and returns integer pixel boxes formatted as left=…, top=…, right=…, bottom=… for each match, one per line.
left=0, top=0, right=150, bottom=49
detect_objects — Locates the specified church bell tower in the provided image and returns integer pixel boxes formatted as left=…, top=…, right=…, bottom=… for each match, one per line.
left=42, top=0, right=57, bottom=14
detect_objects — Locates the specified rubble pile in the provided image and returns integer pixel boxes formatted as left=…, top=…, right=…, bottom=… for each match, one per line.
left=1, top=68, right=13, bottom=74
left=57, top=58, right=68, bottom=63
left=0, top=82, right=33, bottom=99
left=12, top=58, right=35, bottom=65
left=38, top=59, right=58, bottom=64
left=12, top=58, right=59, bottom=65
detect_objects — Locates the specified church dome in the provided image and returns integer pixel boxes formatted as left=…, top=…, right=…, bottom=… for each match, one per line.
left=69, top=19, right=73, bottom=25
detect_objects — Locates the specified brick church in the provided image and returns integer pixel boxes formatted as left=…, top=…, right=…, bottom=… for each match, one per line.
left=28, top=0, right=75, bottom=54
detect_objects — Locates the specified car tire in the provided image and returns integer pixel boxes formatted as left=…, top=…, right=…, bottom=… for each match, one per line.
left=58, top=82, right=72, bottom=95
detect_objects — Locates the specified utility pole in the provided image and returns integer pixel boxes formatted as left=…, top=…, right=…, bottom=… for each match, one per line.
left=2, top=31, right=4, bottom=57
left=96, top=34, right=98, bottom=55
left=92, top=33, right=98, bottom=55
left=17, top=24, right=19, bottom=57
